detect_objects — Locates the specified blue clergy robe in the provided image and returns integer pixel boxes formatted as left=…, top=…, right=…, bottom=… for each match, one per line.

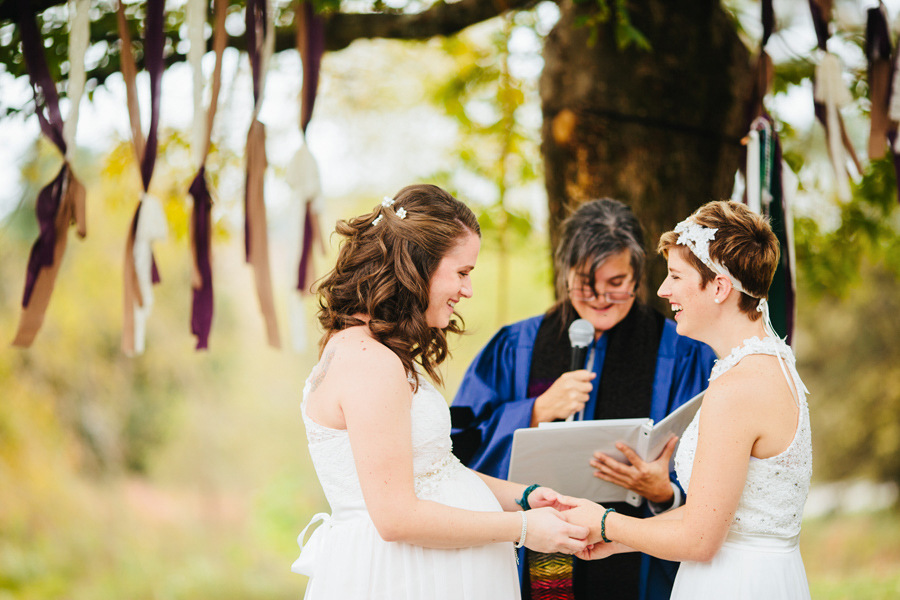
left=451, top=314, right=716, bottom=600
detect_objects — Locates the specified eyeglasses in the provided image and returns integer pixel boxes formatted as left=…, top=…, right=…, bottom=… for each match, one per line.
left=567, top=286, right=635, bottom=304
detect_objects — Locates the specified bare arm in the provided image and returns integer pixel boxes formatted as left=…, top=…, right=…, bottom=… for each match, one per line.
left=329, top=337, right=588, bottom=552
left=473, top=472, right=583, bottom=513
left=566, top=376, right=758, bottom=562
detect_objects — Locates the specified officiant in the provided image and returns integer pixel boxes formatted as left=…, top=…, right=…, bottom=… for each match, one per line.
left=451, top=198, right=715, bottom=600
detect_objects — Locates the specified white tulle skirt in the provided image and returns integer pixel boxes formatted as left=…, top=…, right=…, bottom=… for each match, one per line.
left=671, top=530, right=811, bottom=600
left=293, top=467, right=519, bottom=600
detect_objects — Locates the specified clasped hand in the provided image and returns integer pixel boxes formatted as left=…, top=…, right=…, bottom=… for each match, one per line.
left=521, top=487, right=590, bottom=554
left=526, top=492, right=626, bottom=561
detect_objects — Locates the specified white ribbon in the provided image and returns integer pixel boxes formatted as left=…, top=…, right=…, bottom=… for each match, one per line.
left=291, top=512, right=332, bottom=577
left=132, top=193, right=169, bottom=355
left=814, top=52, right=853, bottom=201
left=745, top=129, right=761, bottom=215
left=63, top=0, right=90, bottom=156
left=187, top=0, right=207, bottom=169
left=286, top=141, right=323, bottom=352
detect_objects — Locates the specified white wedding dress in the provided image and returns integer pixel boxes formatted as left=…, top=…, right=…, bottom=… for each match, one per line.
left=671, top=336, right=812, bottom=599
left=292, top=373, right=519, bottom=600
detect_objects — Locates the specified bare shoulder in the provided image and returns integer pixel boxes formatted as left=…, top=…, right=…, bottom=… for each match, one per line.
left=702, top=356, right=791, bottom=427
left=318, top=327, right=408, bottom=396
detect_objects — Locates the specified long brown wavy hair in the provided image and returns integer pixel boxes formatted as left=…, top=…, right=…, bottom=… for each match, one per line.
left=316, top=184, right=481, bottom=388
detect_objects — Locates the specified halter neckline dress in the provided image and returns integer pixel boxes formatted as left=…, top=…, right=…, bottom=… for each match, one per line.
left=670, top=336, right=812, bottom=599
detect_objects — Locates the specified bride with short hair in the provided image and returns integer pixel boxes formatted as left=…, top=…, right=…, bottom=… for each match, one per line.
left=567, top=200, right=812, bottom=599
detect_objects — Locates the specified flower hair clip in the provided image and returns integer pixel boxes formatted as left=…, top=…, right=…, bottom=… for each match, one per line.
left=371, top=197, right=409, bottom=227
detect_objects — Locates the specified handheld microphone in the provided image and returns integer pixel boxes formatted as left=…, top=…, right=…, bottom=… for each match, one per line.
left=568, top=318, right=594, bottom=371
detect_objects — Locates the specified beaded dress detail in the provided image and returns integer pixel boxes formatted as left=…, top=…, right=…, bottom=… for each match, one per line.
left=670, top=336, right=812, bottom=600
left=293, top=371, right=518, bottom=600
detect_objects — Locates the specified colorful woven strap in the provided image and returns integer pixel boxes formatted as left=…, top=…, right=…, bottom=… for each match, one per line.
left=527, top=550, right=574, bottom=600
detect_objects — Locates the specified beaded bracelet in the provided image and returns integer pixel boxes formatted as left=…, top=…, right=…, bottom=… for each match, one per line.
left=514, top=511, right=528, bottom=548
left=515, top=484, right=540, bottom=511
left=601, top=507, right=616, bottom=543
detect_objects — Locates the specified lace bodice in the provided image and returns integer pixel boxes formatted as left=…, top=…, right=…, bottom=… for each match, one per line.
left=301, top=373, right=467, bottom=511
left=674, top=337, right=812, bottom=537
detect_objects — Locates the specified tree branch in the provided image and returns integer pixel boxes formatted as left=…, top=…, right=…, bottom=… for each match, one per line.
left=1, top=0, right=543, bottom=90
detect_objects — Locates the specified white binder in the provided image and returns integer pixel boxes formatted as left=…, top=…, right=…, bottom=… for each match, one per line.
left=507, top=391, right=704, bottom=506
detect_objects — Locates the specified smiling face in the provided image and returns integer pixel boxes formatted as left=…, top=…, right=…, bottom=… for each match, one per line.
left=568, top=250, right=637, bottom=338
left=425, top=231, right=480, bottom=329
left=657, top=247, right=712, bottom=339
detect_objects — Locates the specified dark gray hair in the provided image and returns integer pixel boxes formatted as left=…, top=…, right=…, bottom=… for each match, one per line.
left=553, top=198, right=646, bottom=300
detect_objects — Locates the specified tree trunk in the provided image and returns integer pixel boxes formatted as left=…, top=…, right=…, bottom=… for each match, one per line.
left=541, top=0, right=754, bottom=312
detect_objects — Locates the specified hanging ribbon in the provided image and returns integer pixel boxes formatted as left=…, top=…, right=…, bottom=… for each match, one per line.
left=245, top=0, right=281, bottom=348
left=12, top=0, right=88, bottom=348
left=745, top=115, right=796, bottom=343
left=814, top=53, right=860, bottom=202
left=118, top=0, right=168, bottom=356
left=286, top=0, right=326, bottom=352
left=866, top=3, right=892, bottom=160
left=185, top=0, right=228, bottom=350
left=808, top=0, right=831, bottom=52
left=808, top=0, right=859, bottom=200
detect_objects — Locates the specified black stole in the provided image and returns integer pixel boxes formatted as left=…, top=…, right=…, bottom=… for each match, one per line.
left=526, top=301, right=665, bottom=600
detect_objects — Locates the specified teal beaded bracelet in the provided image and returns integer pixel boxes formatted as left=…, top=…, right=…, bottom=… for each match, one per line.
left=601, top=507, right=616, bottom=543
left=515, top=484, right=540, bottom=511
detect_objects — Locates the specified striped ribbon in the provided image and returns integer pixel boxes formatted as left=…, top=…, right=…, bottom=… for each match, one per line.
left=528, top=551, right=574, bottom=600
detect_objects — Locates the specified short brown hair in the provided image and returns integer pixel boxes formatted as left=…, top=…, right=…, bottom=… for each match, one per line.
left=316, top=184, right=481, bottom=387
left=657, top=201, right=779, bottom=320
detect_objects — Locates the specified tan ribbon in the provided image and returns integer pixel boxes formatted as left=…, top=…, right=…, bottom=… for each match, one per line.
left=121, top=206, right=143, bottom=355
left=246, top=119, right=281, bottom=348
left=116, top=2, right=145, bottom=165
left=13, top=169, right=86, bottom=346
left=870, top=58, right=891, bottom=159
left=244, top=0, right=281, bottom=349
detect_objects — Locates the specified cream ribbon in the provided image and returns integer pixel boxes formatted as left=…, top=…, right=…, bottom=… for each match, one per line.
left=814, top=52, right=853, bottom=201
left=63, top=0, right=90, bottom=155
left=132, top=193, right=168, bottom=354
left=291, top=512, right=332, bottom=578
left=187, top=0, right=207, bottom=170
left=286, top=140, right=323, bottom=352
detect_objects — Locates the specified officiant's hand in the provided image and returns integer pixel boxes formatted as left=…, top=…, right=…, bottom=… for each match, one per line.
left=531, top=370, right=596, bottom=426
left=523, top=507, right=589, bottom=555
left=527, top=486, right=582, bottom=512
left=590, top=435, right=678, bottom=504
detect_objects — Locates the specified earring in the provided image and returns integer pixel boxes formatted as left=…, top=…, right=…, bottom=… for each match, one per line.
left=714, top=298, right=721, bottom=304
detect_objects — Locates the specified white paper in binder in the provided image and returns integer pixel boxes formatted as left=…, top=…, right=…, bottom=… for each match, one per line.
left=507, top=391, right=704, bottom=506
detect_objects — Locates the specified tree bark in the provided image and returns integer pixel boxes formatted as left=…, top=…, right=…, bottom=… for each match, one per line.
left=541, top=0, right=753, bottom=311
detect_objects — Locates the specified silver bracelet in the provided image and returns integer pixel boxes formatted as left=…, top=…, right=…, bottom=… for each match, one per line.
left=514, top=510, right=527, bottom=548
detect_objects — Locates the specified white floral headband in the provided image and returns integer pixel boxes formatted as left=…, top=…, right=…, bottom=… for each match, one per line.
left=674, top=219, right=753, bottom=297
left=674, top=216, right=781, bottom=339
left=372, top=196, right=407, bottom=227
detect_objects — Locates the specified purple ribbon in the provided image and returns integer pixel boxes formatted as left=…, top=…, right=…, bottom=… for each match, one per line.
left=297, top=200, right=314, bottom=292
left=16, top=0, right=69, bottom=307
left=761, top=0, right=774, bottom=47
left=300, top=1, right=325, bottom=133
left=808, top=0, right=829, bottom=51
left=246, top=0, right=268, bottom=107
left=140, top=0, right=165, bottom=193
left=189, top=168, right=214, bottom=349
